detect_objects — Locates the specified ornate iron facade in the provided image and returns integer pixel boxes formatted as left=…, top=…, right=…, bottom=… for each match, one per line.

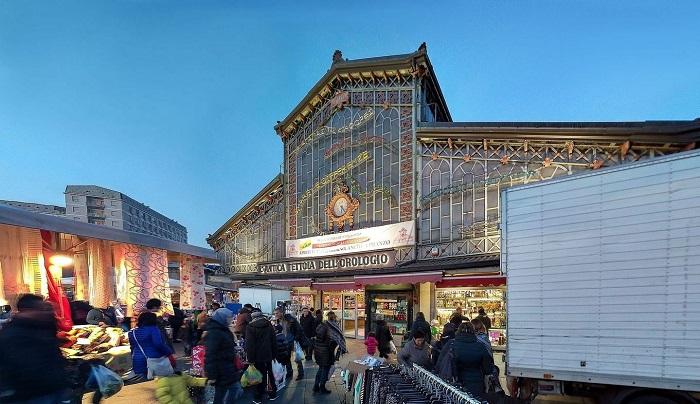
left=211, top=185, right=284, bottom=274
left=417, top=137, right=684, bottom=260
left=285, top=76, right=416, bottom=239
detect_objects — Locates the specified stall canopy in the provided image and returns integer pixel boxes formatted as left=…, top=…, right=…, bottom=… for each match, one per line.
left=0, top=204, right=217, bottom=316
left=270, top=278, right=313, bottom=288
left=354, top=271, right=443, bottom=286
left=436, top=275, right=506, bottom=288
left=311, top=281, right=356, bottom=291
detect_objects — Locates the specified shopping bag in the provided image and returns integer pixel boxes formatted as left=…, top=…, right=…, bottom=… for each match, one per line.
left=191, top=345, right=206, bottom=376
left=86, top=365, right=124, bottom=399
left=240, top=365, right=263, bottom=387
left=147, top=356, right=174, bottom=379
left=294, top=341, right=304, bottom=362
left=389, top=340, right=397, bottom=354
left=272, top=360, right=286, bottom=389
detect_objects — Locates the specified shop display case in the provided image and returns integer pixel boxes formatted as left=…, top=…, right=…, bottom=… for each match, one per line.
left=368, top=291, right=412, bottom=336
left=435, top=287, right=507, bottom=349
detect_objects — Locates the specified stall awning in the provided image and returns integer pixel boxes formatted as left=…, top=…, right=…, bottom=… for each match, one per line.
left=270, top=278, right=312, bottom=288
left=311, top=281, right=356, bottom=291
left=436, top=275, right=506, bottom=288
left=354, top=271, right=443, bottom=286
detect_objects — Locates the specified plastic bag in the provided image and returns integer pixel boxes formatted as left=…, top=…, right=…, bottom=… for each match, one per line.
left=389, top=340, right=397, bottom=354
left=191, top=345, right=206, bottom=376
left=86, top=365, right=124, bottom=399
left=272, top=360, right=286, bottom=389
left=240, top=365, right=263, bottom=388
left=294, top=341, right=304, bottom=362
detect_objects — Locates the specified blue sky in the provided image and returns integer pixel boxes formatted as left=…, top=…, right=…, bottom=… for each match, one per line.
left=1, top=1, right=699, bottom=247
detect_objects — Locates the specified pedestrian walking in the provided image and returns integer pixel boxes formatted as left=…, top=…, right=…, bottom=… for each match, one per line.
left=410, top=312, right=432, bottom=344
left=128, top=312, right=174, bottom=380
left=299, top=306, right=316, bottom=361
left=375, top=319, right=393, bottom=359
left=313, top=311, right=346, bottom=394
left=453, top=321, right=493, bottom=397
left=171, top=303, right=185, bottom=343
left=0, top=294, right=69, bottom=403
left=245, top=309, right=278, bottom=403
left=273, top=307, right=307, bottom=381
left=232, top=304, right=252, bottom=340
left=205, top=308, right=243, bottom=404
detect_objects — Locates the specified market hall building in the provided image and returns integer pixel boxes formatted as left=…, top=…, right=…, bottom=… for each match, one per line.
left=208, top=44, right=700, bottom=349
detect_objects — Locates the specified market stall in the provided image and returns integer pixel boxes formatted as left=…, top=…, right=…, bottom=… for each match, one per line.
left=60, top=325, right=132, bottom=374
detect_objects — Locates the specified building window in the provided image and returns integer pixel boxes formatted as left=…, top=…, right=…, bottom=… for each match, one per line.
left=111, top=200, right=118, bottom=207
left=72, top=207, right=80, bottom=213
left=72, top=196, right=79, bottom=202
left=111, top=221, right=118, bottom=226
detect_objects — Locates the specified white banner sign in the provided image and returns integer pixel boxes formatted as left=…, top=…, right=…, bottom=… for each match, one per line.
left=286, top=220, right=415, bottom=258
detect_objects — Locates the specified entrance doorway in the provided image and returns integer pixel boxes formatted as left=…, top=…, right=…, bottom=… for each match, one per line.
left=322, top=290, right=365, bottom=339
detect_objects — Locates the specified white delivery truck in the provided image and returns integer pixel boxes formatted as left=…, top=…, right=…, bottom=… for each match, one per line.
left=501, top=149, right=700, bottom=404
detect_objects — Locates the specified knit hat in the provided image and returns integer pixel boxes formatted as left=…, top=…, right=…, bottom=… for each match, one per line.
left=251, top=310, right=264, bottom=319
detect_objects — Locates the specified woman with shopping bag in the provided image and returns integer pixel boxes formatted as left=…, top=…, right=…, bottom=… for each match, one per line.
left=245, top=309, right=278, bottom=403
left=205, top=308, right=243, bottom=404
left=128, top=312, right=174, bottom=380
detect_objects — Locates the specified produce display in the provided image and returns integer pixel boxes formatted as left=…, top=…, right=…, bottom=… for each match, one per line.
left=59, top=325, right=129, bottom=358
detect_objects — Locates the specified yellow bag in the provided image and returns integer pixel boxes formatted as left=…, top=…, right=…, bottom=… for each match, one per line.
left=240, top=365, right=263, bottom=388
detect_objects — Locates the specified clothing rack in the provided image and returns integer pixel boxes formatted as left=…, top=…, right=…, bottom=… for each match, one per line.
left=408, top=363, right=485, bottom=404
left=362, top=364, right=487, bottom=404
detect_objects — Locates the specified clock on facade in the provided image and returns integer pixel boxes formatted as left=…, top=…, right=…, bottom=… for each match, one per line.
left=325, top=184, right=360, bottom=232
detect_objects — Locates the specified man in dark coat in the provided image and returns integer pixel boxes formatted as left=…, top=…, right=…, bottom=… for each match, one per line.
left=299, top=307, right=316, bottom=361
left=312, top=317, right=338, bottom=394
left=475, top=307, right=492, bottom=331
left=453, top=322, right=492, bottom=397
left=0, top=294, right=69, bottom=403
left=171, top=303, right=185, bottom=343
left=273, top=307, right=308, bottom=381
left=410, top=311, right=432, bottom=344
left=245, top=309, right=278, bottom=402
left=205, top=308, right=242, bottom=404
left=375, top=319, right=393, bottom=359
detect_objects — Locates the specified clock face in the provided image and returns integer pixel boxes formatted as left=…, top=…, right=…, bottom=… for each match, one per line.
left=333, top=197, right=349, bottom=217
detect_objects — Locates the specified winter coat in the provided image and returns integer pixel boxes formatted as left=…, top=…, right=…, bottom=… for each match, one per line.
left=364, top=336, right=378, bottom=355
left=275, top=331, right=291, bottom=363
left=205, top=318, right=242, bottom=386
left=453, top=334, right=492, bottom=396
left=476, top=314, right=492, bottom=330
left=300, top=312, right=317, bottom=338
left=245, top=317, right=277, bottom=363
left=442, top=321, right=459, bottom=337
left=128, top=325, right=173, bottom=376
left=476, top=332, right=493, bottom=356
left=282, top=313, right=309, bottom=348
left=0, top=313, right=68, bottom=402
left=398, top=339, right=432, bottom=369
left=376, top=324, right=393, bottom=355
left=313, top=322, right=338, bottom=367
left=431, top=334, right=454, bottom=365
left=410, top=318, right=432, bottom=343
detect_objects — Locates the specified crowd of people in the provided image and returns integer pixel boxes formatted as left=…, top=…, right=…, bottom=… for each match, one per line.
left=0, top=293, right=498, bottom=403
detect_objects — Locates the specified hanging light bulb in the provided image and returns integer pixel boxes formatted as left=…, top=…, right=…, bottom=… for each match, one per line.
left=49, top=252, right=73, bottom=267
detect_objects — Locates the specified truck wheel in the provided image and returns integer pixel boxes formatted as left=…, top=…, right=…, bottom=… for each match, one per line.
left=627, top=395, right=679, bottom=404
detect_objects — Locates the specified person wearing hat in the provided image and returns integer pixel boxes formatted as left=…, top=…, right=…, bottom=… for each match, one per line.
left=245, top=309, right=278, bottom=403
left=475, top=307, right=492, bottom=331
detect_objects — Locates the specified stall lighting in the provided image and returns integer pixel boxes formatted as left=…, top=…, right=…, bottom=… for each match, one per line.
left=49, top=264, right=63, bottom=280
left=49, top=252, right=73, bottom=267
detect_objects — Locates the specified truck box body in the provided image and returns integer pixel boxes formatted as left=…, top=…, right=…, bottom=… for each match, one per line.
left=501, top=149, right=700, bottom=392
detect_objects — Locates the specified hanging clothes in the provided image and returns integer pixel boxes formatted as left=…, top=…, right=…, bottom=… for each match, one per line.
left=87, top=239, right=115, bottom=308
left=114, top=243, right=173, bottom=316
left=179, top=255, right=205, bottom=311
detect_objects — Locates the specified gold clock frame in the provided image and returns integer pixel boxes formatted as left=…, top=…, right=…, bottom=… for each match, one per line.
left=325, top=185, right=360, bottom=232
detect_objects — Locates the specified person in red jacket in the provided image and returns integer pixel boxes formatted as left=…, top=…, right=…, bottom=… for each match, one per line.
left=364, top=331, right=379, bottom=356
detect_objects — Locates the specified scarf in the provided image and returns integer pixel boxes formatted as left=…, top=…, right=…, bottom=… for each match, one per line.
left=326, top=320, right=347, bottom=355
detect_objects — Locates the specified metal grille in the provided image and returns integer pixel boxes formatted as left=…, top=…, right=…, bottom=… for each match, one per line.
left=417, top=138, right=682, bottom=259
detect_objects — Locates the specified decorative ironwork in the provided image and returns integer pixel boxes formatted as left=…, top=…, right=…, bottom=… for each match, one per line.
left=417, top=138, right=683, bottom=259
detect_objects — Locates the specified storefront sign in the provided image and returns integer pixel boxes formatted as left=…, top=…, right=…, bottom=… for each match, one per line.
left=286, top=220, right=415, bottom=258
left=258, top=250, right=396, bottom=274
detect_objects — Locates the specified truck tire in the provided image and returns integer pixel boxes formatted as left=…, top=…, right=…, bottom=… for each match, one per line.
left=627, top=395, right=680, bottom=404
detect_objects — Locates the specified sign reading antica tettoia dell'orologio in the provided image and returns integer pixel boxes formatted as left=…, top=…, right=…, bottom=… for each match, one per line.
left=258, top=250, right=396, bottom=274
